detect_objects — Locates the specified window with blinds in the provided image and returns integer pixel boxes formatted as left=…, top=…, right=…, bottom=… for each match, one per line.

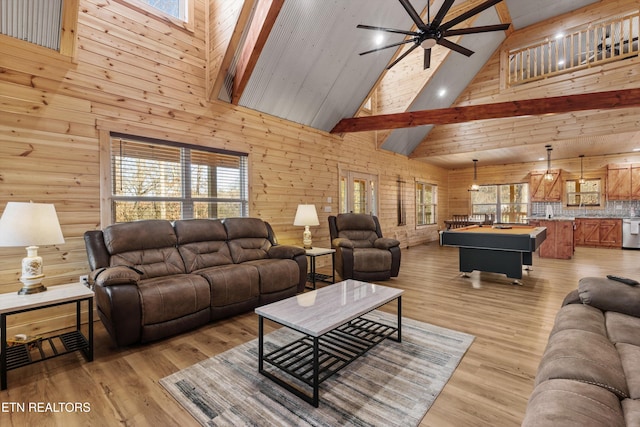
left=110, top=134, right=248, bottom=223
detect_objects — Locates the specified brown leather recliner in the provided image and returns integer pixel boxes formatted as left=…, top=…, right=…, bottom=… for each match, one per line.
left=329, top=213, right=401, bottom=281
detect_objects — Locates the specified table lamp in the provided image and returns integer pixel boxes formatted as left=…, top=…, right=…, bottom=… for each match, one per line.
left=0, top=202, right=65, bottom=294
left=293, top=204, right=319, bottom=249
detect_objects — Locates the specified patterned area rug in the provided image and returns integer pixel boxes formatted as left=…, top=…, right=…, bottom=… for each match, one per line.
left=160, top=311, right=474, bottom=426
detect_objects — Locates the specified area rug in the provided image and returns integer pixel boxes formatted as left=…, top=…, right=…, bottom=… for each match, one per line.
left=160, top=311, right=474, bottom=427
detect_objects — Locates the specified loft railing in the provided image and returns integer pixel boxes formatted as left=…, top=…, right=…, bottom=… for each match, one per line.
left=508, top=12, right=640, bottom=87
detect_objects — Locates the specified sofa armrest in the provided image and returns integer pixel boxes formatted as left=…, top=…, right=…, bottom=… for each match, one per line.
left=332, top=238, right=354, bottom=249
left=92, top=266, right=140, bottom=287
left=268, top=244, right=305, bottom=259
left=578, top=276, right=640, bottom=317
left=374, top=237, right=400, bottom=250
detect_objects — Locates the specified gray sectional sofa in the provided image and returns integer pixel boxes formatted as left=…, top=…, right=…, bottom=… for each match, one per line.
left=523, top=276, right=640, bottom=426
left=84, top=217, right=306, bottom=346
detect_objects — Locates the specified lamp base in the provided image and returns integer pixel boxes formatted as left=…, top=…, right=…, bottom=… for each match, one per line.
left=18, top=284, right=47, bottom=295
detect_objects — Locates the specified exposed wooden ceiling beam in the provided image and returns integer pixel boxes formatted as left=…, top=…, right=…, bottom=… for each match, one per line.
left=208, top=0, right=254, bottom=102
left=231, top=0, right=284, bottom=105
left=330, top=88, right=640, bottom=134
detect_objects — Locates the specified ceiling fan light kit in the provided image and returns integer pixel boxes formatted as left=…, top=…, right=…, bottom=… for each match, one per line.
left=358, top=0, right=511, bottom=70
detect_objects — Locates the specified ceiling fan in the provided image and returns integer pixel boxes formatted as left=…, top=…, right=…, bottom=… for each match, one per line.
left=358, top=0, right=511, bottom=70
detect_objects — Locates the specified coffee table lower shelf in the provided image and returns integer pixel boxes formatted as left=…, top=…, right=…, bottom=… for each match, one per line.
left=258, top=315, right=400, bottom=407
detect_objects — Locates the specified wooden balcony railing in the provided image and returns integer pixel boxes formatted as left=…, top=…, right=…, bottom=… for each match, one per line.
left=508, top=12, right=639, bottom=86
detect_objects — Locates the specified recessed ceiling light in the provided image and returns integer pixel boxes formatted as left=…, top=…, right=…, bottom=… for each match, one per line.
left=438, top=88, right=447, bottom=98
left=633, top=148, right=640, bottom=152
left=375, top=33, right=385, bottom=46
left=555, top=33, right=564, bottom=39
left=538, top=157, right=545, bottom=161
left=558, top=59, right=565, bottom=66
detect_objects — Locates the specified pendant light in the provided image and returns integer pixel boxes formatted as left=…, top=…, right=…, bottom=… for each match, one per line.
left=470, top=159, right=480, bottom=191
left=544, top=145, right=554, bottom=181
left=579, top=154, right=586, bottom=184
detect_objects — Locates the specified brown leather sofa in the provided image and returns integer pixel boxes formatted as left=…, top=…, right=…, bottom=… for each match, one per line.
left=329, top=213, right=401, bottom=281
left=523, top=276, right=640, bottom=426
left=84, top=217, right=306, bottom=346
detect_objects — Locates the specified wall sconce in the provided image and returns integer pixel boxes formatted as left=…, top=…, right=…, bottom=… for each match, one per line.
left=293, top=204, right=319, bottom=249
left=544, top=145, right=554, bottom=181
left=469, top=159, right=480, bottom=191
left=579, top=154, right=586, bottom=184
left=0, top=202, right=65, bottom=294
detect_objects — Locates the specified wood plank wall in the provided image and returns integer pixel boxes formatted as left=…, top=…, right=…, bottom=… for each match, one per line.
left=0, top=0, right=446, bottom=334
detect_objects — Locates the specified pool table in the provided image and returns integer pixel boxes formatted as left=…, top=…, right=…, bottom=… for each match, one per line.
left=439, top=224, right=547, bottom=283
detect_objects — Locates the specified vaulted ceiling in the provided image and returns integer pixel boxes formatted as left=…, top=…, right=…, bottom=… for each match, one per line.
left=214, top=0, right=640, bottom=169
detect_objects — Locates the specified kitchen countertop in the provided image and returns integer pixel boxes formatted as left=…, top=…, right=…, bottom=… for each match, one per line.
left=526, top=216, right=575, bottom=221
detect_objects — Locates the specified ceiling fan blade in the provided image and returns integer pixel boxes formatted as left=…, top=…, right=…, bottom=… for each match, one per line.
left=440, top=0, right=504, bottom=32
left=357, top=24, right=420, bottom=37
left=398, top=0, right=427, bottom=30
left=431, top=0, right=456, bottom=28
left=444, top=23, right=511, bottom=36
left=359, top=39, right=417, bottom=56
left=423, top=48, right=432, bottom=69
left=438, top=38, right=474, bottom=57
left=387, top=42, right=420, bottom=69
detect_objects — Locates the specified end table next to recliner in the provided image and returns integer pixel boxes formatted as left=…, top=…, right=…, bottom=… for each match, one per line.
left=304, top=247, right=335, bottom=289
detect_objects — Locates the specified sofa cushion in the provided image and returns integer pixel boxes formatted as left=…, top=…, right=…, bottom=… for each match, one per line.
left=336, top=213, right=378, bottom=247
left=175, top=219, right=233, bottom=272
left=104, top=220, right=186, bottom=278
left=522, top=379, right=625, bottom=427
left=195, top=264, right=259, bottom=307
left=104, top=220, right=177, bottom=253
left=242, top=259, right=300, bottom=294
left=224, top=218, right=273, bottom=263
left=606, top=311, right=640, bottom=347
left=535, top=329, right=629, bottom=399
left=353, top=248, right=392, bottom=272
left=579, top=276, right=640, bottom=318
left=617, top=343, right=640, bottom=399
left=138, top=274, right=210, bottom=325
left=550, top=303, right=606, bottom=337
left=622, top=398, right=640, bottom=426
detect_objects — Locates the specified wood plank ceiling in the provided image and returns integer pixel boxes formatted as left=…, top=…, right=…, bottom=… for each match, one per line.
left=212, top=0, right=640, bottom=168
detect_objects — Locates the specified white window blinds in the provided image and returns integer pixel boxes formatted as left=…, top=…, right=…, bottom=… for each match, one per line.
left=110, top=134, right=248, bottom=222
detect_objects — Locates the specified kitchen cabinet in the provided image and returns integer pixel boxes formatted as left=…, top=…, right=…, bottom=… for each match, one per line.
left=530, top=169, right=563, bottom=202
left=574, top=218, right=622, bottom=248
left=539, top=220, right=574, bottom=259
left=607, top=164, right=631, bottom=200
left=607, top=163, right=640, bottom=200
left=530, top=219, right=574, bottom=259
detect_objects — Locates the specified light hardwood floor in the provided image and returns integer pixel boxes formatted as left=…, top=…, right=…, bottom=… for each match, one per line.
left=1, top=242, right=638, bottom=426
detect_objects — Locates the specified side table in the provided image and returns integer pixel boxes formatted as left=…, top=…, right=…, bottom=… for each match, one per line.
left=304, top=247, right=336, bottom=289
left=0, top=282, right=94, bottom=390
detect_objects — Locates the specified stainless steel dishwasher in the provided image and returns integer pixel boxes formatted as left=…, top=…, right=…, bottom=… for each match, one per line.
left=622, top=218, right=640, bottom=249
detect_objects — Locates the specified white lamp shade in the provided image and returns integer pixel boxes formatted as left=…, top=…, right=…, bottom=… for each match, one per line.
left=0, top=202, right=65, bottom=247
left=293, top=204, right=319, bottom=226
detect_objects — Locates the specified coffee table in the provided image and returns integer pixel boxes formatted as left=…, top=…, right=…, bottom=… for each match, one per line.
left=255, top=279, right=403, bottom=407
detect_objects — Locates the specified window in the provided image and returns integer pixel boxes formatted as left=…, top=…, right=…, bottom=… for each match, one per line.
left=471, top=183, right=529, bottom=223
left=566, top=178, right=601, bottom=206
left=114, top=0, right=194, bottom=30
left=141, top=0, right=188, bottom=21
left=110, top=133, right=248, bottom=223
left=416, top=182, right=437, bottom=226
left=339, top=171, right=378, bottom=215
left=0, top=0, right=78, bottom=58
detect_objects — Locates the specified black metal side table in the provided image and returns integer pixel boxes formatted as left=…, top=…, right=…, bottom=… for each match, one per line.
left=304, top=247, right=336, bottom=289
left=0, top=282, right=94, bottom=390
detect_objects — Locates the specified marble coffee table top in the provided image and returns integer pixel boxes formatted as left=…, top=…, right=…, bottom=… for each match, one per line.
left=255, top=279, right=403, bottom=337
